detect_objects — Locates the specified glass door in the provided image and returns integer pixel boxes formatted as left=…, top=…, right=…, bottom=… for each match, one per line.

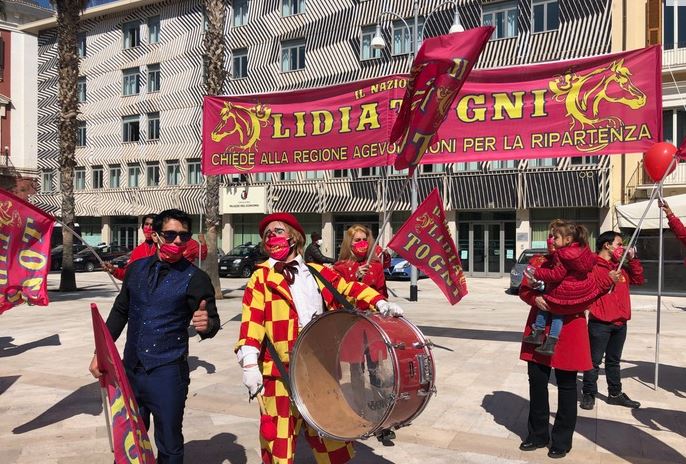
left=472, top=223, right=486, bottom=274
left=487, top=223, right=502, bottom=276
left=113, top=225, right=137, bottom=250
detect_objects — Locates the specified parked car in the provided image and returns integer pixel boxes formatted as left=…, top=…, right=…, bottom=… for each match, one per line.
left=218, top=243, right=268, bottom=278
left=50, top=243, right=88, bottom=271
left=509, top=248, right=548, bottom=293
left=389, top=259, right=428, bottom=280
left=110, top=251, right=131, bottom=269
left=73, top=245, right=130, bottom=272
left=384, top=256, right=406, bottom=279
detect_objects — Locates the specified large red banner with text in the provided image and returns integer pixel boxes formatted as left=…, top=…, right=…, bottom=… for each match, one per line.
left=0, top=189, right=55, bottom=314
left=91, top=303, right=156, bottom=464
left=203, top=45, right=661, bottom=175
left=388, top=188, right=467, bottom=305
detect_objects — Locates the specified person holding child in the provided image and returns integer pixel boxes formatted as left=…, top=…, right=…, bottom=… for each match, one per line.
left=518, top=220, right=593, bottom=459
left=523, top=221, right=598, bottom=356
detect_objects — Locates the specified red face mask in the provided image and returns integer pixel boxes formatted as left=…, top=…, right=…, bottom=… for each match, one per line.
left=265, top=235, right=292, bottom=261
left=159, top=242, right=187, bottom=263
left=611, top=246, right=625, bottom=263
left=352, top=240, right=369, bottom=259
left=546, top=235, right=555, bottom=254
left=143, top=225, right=153, bottom=241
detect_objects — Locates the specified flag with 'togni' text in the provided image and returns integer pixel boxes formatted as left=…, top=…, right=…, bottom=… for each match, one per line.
left=91, top=303, right=156, bottom=463
left=0, top=188, right=55, bottom=314
left=391, top=26, right=494, bottom=173
left=388, top=188, right=467, bottom=305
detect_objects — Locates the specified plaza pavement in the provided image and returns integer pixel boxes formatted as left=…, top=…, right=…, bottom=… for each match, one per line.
left=1, top=270, right=685, bottom=464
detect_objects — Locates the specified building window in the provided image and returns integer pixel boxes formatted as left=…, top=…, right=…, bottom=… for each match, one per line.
left=146, top=162, right=160, bottom=187
left=483, top=1, right=518, bottom=39
left=454, top=162, right=480, bottom=172
left=333, top=169, right=349, bottom=178
left=359, top=167, right=378, bottom=177
left=148, top=16, right=160, bottom=43
left=77, top=77, right=87, bottom=103
left=663, top=108, right=686, bottom=145
left=305, top=170, right=324, bottom=180
left=123, top=21, right=140, bottom=49
left=75, top=167, right=86, bottom=191
left=122, top=67, right=140, bottom=96
left=78, top=34, right=87, bottom=58
left=147, top=63, right=160, bottom=92
left=77, top=121, right=87, bottom=147
left=570, top=156, right=599, bottom=166
left=529, top=158, right=557, bottom=168
left=490, top=160, right=516, bottom=170
left=393, top=18, right=424, bottom=55
left=663, top=0, right=686, bottom=50
left=281, top=39, right=306, bottom=72
left=122, top=115, right=140, bottom=143
left=188, top=160, right=202, bottom=185
left=360, top=26, right=381, bottom=60
left=41, top=171, right=54, bottom=193
left=532, top=0, right=559, bottom=33
left=282, top=0, right=305, bottom=16
left=148, top=112, right=160, bottom=140
left=109, top=165, right=121, bottom=188
left=234, top=0, right=249, bottom=26
left=167, top=161, right=181, bottom=185
left=93, top=166, right=104, bottom=189
left=421, top=164, right=445, bottom=173
left=277, top=171, right=297, bottom=181
left=254, top=172, right=271, bottom=182
left=128, top=164, right=141, bottom=187
left=232, top=48, right=248, bottom=79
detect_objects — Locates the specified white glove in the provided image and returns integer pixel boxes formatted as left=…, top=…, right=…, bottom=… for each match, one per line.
left=242, top=365, right=263, bottom=396
left=377, top=300, right=404, bottom=317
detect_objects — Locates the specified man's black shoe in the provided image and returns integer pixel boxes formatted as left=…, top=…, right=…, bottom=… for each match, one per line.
left=607, top=392, right=640, bottom=408
left=579, top=393, right=595, bottom=410
left=548, top=447, right=570, bottom=459
left=519, top=441, right=547, bottom=451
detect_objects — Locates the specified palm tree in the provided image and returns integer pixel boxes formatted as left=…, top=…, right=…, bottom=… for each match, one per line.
left=52, top=0, right=88, bottom=292
left=202, top=0, right=227, bottom=298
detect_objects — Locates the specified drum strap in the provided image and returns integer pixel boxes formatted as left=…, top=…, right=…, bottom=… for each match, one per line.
left=306, top=265, right=356, bottom=312
left=263, top=335, right=293, bottom=397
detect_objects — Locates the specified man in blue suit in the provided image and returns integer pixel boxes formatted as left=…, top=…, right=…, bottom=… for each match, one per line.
left=89, top=208, right=220, bottom=463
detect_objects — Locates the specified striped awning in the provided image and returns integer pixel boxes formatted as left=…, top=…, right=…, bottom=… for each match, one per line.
left=324, top=179, right=378, bottom=213
left=450, top=172, right=519, bottom=210
left=524, top=169, right=605, bottom=208
left=271, top=183, right=321, bottom=213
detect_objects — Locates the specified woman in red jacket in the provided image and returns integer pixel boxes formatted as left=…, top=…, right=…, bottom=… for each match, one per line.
left=518, top=245, right=592, bottom=459
left=334, top=225, right=388, bottom=302
left=660, top=199, right=686, bottom=246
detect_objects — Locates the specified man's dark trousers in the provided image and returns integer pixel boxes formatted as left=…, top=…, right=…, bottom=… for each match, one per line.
left=582, top=319, right=627, bottom=396
left=127, top=360, right=190, bottom=464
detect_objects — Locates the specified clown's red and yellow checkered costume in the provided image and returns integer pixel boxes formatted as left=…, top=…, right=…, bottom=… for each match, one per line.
left=235, top=262, right=384, bottom=464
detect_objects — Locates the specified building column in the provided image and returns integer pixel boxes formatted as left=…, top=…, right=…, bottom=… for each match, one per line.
left=101, top=216, right=112, bottom=245
left=222, top=214, right=233, bottom=252
left=136, top=215, right=144, bottom=243
left=378, top=212, right=393, bottom=247
left=322, top=212, right=334, bottom=258
left=446, top=209, right=457, bottom=243
left=515, top=208, right=530, bottom=257
left=598, top=207, right=613, bottom=233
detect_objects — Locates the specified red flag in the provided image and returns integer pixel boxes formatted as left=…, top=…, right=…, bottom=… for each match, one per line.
left=91, top=303, right=156, bottom=463
left=0, top=189, right=55, bottom=314
left=391, top=27, right=493, bottom=172
left=388, top=188, right=467, bottom=305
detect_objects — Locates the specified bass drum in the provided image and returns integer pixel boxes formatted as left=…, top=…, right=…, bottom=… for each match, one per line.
left=290, top=310, right=435, bottom=441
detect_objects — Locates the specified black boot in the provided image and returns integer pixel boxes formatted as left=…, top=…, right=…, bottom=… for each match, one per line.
left=607, top=392, right=640, bottom=408
left=523, top=328, right=545, bottom=345
left=534, top=336, right=558, bottom=356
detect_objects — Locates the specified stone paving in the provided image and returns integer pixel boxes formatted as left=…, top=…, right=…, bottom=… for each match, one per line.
left=1, top=271, right=685, bottom=463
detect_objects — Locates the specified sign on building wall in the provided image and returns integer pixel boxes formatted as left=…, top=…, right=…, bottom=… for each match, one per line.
left=203, top=45, right=661, bottom=175
left=220, top=185, right=266, bottom=214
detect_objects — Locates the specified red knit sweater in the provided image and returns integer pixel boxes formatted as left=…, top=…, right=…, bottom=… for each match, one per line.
left=589, top=254, right=644, bottom=325
left=533, top=243, right=598, bottom=308
left=667, top=213, right=686, bottom=247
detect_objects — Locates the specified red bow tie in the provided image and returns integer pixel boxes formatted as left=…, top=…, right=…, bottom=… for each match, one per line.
left=274, top=260, right=299, bottom=285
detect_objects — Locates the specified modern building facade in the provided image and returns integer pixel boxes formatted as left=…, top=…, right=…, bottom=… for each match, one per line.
left=0, top=0, right=53, bottom=198
left=22, top=0, right=650, bottom=278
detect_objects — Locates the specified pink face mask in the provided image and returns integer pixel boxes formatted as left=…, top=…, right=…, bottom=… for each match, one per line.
left=612, top=246, right=625, bottom=263
left=546, top=235, right=555, bottom=254
left=143, top=225, right=153, bottom=241
left=159, top=242, right=187, bottom=263
left=265, top=235, right=292, bottom=261
left=352, top=240, right=369, bottom=259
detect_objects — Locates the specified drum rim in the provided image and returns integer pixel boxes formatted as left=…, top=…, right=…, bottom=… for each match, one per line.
left=290, top=309, right=400, bottom=441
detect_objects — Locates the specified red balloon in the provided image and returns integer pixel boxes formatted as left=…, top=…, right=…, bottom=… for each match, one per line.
left=260, top=414, right=277, bottom=441
left=643, top=142, right=677, bottom=182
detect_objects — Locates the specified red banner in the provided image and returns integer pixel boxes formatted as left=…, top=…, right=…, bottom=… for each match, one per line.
left=387, top=188, right=467, bottom=305
left=202, top=45, right=661, bottom=175
left=0, top=189, right=55, bottom=314
left=91, top=303, right=156, bottom=464
left=391, top=26, right=493, bottom=172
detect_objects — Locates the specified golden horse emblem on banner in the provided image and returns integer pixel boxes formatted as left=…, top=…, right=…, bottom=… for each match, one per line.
left=211, top=102, right=271, bottom=152
left=549, top=59, right=647, bottom=152
left=414, top=212, right=436, bottom=233
left=0, top=200, right=21, bottom=227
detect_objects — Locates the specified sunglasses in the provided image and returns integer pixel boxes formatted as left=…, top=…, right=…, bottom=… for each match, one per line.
left=158, top=230, right=193, bottom=242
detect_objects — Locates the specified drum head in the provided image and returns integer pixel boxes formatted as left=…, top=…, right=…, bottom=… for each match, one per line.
left=290, top=311, right=396, bottom=440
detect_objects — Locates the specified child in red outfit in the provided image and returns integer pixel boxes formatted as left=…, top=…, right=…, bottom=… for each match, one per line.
left=523, top=221, right=598, bottom=356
